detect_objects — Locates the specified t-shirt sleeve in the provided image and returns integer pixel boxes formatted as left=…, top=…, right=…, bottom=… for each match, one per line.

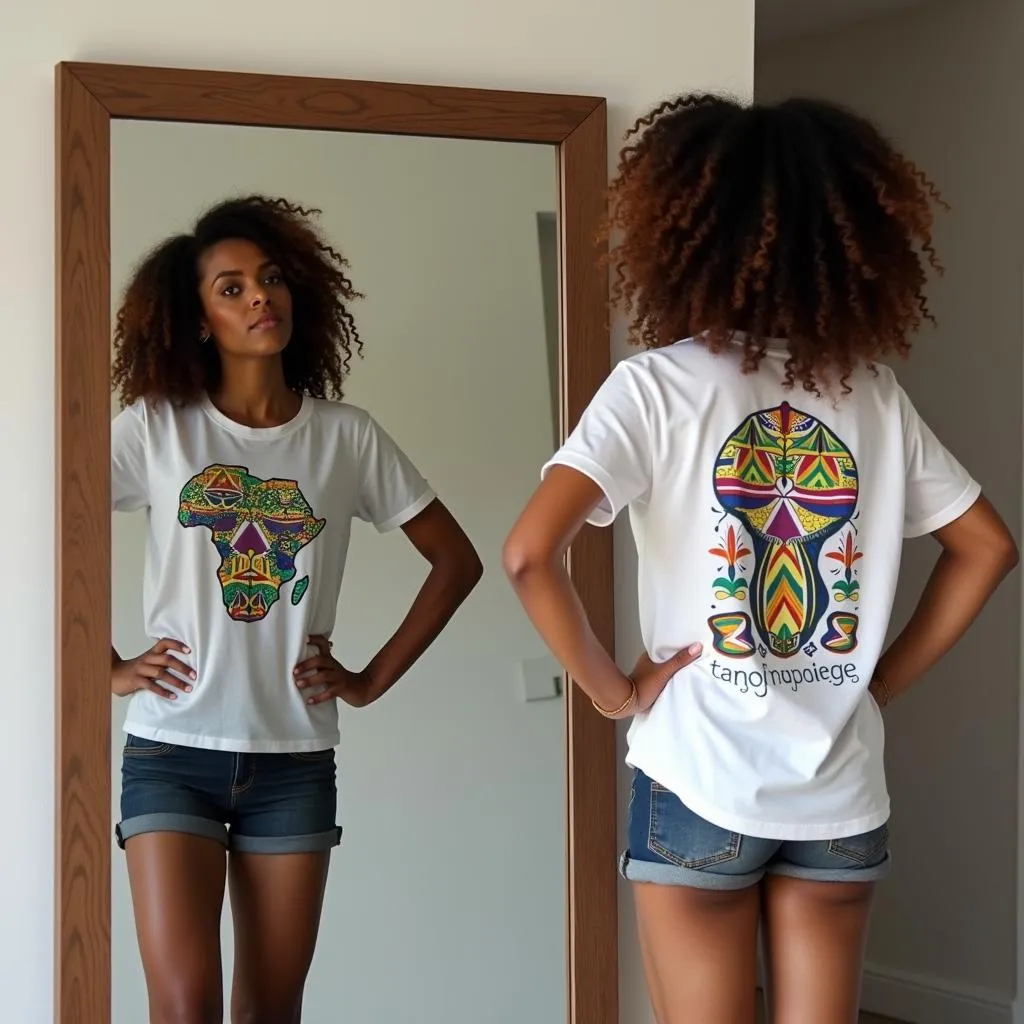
left=541, top=359, right=652, bottom=528
left=111, top=403, right=150, bottom=512
left=899, top=386, right=981, bottom=538
left=356, top=413, right=436, bottom=532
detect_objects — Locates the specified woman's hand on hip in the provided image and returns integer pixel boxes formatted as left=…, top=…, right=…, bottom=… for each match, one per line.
left=628, top=643, right=703, bottom=715
left=295, top=636, right=373, bottom=708
left=112, top=638, right=195, bottom=699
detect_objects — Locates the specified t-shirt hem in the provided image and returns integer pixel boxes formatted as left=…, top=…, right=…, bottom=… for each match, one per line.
left=541, top=453, right=622, bottom=527
left=904, top=479, right=982, bottom=539
left=123, top=721, right=340, bottom=754
left=375, top=488, right=436, bottom=533
left=628, top=760, right=890, bottom=841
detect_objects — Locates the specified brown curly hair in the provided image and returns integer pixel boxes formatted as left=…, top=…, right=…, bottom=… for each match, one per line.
left=112, top=195, right=363, bottom=407
left=605, top=94, right=947, bottom=392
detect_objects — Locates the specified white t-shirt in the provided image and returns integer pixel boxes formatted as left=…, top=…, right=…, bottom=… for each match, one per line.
left=545, top=337, right=980, bottom=840
left=112, top=394, right=435, bottom=753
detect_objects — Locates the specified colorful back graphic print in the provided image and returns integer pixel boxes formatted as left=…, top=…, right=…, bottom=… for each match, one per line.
left=179, top=465, right=326, bottom=622
left=710, top=402, right=861, bottom=661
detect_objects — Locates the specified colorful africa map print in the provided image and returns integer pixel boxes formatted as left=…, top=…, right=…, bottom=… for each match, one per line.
left=178, top=465, right=325, bottom=623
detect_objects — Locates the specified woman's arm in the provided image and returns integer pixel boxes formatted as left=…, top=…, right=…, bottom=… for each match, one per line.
left=362, top=499, right=483, bottom=703
left=297, top=499, right=482, bottom=707
left=872, top=496, right=1018, bottom=704
left=503, top=466, right=700, bottom=718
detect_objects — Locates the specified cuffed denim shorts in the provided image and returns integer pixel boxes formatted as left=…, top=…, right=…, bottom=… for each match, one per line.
left=620, top=769, right=890, bottom=890
left=116, top=734, right=342, bottom=855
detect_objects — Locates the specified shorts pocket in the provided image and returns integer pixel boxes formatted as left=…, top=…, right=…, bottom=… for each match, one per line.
left=828, top=824, right=889, bottom=866
left=123, top=735, right=175, bottom=757
left=649, top=782, right=742, bottom=869
left=288, top=748, right=336, bottom=763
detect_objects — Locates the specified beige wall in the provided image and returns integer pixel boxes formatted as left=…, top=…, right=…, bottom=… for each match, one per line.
left=0, top=1, right=753, bottom=1021
left=758, top=1, right=1023, bottom=1019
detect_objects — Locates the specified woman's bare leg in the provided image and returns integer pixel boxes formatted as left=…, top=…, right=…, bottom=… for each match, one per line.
left=634, top=881, right=761, bottom=1024
left=126, top=833, right=227, bottom=1024
left=762, top=875, right=875, bottom=1024
left=228, top=851, right=331, bottom=1024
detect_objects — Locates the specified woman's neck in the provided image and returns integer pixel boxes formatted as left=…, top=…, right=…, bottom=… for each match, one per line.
left=208, top=359, right=302, bottom=429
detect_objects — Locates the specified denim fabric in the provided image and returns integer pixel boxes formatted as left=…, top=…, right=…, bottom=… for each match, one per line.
left=620, top=768, right=890, bottom=889
left=117, top=734, right=341, bottom=854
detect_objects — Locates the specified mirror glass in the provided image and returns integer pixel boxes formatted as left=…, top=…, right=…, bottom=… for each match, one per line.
left=110, top=120, right=564, bottom=1023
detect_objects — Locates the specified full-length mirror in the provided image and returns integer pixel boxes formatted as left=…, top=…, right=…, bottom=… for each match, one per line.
left=109, top=121, right=563, bottom=1023
left=56, top=63, right=614, bottom=1024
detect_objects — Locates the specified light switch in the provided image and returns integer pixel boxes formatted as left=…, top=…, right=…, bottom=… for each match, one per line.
left=517, top=656, right=563, bottom=702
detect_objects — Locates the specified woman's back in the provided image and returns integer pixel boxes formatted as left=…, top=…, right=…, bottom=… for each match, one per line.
left=505, top=90, right=1017, bottom=1024
left=549, top=335, right=978, bottom=838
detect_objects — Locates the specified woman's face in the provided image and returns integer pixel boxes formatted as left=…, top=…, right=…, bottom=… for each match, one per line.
left=197, top=238, right=293, bottom=359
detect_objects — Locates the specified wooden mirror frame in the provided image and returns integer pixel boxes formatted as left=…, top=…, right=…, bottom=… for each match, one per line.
left=56, top=61, right=614, bottom=1024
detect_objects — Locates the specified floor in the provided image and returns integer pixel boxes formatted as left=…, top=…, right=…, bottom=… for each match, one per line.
left=755, top=996, right=903, bottom=1023
left=755, top=1008, right=902, bottom=1023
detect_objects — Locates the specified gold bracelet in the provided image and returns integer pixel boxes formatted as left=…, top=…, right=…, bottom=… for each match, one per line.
left=871, top=676, right=892, bottom=708
left=592, top=679, right=637, bottom=718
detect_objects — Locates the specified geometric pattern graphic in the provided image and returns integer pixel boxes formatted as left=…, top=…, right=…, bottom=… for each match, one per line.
left=709, top=524, right=752, bottom=600
left=826, top=531, right=863, bottom=602
left=713, top=402, right=859, bottom=658
left=708, top=612, right=756, bottom=659
left=178, top=464, right=325, bottom=623
left=821, top=612, right=859, bottom=654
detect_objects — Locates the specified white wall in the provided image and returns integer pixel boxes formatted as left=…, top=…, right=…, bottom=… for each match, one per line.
left=758, top=2, right=1023, bottom=1020
left=109, top=122, right=562, bottom=1024
left=1, top=2, right=753, bottom=1021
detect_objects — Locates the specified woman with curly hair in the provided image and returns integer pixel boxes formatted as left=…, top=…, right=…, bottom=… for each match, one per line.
left=111, top=195, right=482, bottom=1023
left=504, top=96, right=1017, bottom=1022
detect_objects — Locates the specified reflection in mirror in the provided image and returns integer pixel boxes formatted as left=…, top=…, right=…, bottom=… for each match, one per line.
left=110, top=121, right=563, bottom=1023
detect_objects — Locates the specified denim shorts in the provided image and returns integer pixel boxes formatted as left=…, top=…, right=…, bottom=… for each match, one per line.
left=620, top=769, right=890, bottom=890
left=117, top=734, right=342, bottom=855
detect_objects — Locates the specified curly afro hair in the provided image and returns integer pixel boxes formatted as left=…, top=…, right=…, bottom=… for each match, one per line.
left=605, top=93, right=947, bottom=392
left=112, top=195, right=363, bottom=407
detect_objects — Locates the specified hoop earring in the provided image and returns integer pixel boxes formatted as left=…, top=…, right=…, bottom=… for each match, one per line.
left=200, top=334, right=212, bottom=345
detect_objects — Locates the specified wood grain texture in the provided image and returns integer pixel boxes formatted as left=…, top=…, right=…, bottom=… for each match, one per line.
left=55, top=64, right=112, bottom=1024
left=64, top=62, right=602, bottom=143
left=55, top=61, right=612, bottom=1024
left=561, top=105, right=617, bottom=1024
